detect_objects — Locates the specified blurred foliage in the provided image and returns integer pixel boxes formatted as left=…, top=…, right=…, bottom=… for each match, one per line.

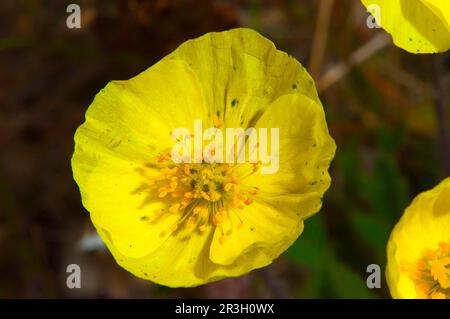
left=0, top=0, right=449, bottom=298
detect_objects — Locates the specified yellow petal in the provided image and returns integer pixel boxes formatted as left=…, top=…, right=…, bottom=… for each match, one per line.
left=97, top=220, right=303, bottom=287
left=167, top=28, right=322, bottom=128
left=421, top=0, right=450, bottom=32
left=361, top=0, right=450, bottom=53
left=243, top=93, right=336, bottom=219
left=95, top=224, right=215, bottom=287
left=74, top=58, right=207, bottom=163
left=209, top=201, right=302, bottom=266
left=207, top=93, right=335, bottom=268
left=386, top=177, right=450, bottom=298
left=75, top=153, right=182, bottom=258
left=72, top=59, right=208, bottom=257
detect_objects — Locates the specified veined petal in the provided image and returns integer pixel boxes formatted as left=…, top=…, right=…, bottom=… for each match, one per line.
left=96, top=218, right=303, bottom=287
left=206, top=93, right=335, bottom=268
left=361, top=0, right=450, bottom=53
left=74, top=58, right=207, bottom=163
left=96, top=223, right=216, bottom=287
left=386, top=178, right=450, bottom=298
left=390, top=179, right=450, bottom=262
left=243, top=93, right=335, bottom=218
left=421, top=0, right=450, bottom=32
left=209, top=201, right=302, bottom=265
left=72, top=59, right=207, bottom=257
left=167, top=28, right=321, bottom=128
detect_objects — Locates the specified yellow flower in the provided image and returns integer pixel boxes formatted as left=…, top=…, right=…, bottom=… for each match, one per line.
left=71, top=28, right=336, bottom=287
left=361, top=0, right=450, bottom=53
left=386, top=178, right=450, bottom=298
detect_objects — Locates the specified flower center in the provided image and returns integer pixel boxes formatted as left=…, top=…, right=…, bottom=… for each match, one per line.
left=141, top=151, right=260, bottom=242
left=403, top=240, right=450, bottom=299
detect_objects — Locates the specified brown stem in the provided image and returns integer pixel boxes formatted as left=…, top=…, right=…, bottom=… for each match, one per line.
left=309, top=0, right=335, bottom=79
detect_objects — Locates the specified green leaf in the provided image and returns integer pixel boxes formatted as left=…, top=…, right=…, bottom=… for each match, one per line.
left=285, top=215, right=329, bottom=298
left=350, top=211, right=390, bottom=263
left=326, top=253, right=378, bottom=299
left=285, top=214, right=327, bottom=269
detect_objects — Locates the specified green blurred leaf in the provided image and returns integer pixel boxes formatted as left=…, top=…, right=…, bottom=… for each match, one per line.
left=350, top=211, right=390, bottom=263
left=285, top=215, right=328, bottom=298
left=339, top=140, right=364, bottom=193
left=326, top=253, right=377, bottom=299
left=359, top=153, right=409, bottom=224
left=285, top=214, right=327, bottom=269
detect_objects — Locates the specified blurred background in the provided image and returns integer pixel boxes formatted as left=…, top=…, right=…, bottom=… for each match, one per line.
left=1, top=0, right=449, bottom=298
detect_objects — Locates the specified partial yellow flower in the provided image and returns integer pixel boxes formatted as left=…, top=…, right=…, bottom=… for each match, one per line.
left=361, top=0, right=450, bottom=53
left=71, top=28, right=336, bottom=287
left=386, top=178, right=450, bottom=298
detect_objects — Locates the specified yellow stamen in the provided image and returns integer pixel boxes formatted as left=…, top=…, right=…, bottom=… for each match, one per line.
left=169, top=203, right=180, bottom=213
left=193, top=206, right=201, bottom=215
left=212, top=114, right=222, bottom=128
left=146, top=157, right=257, bottom=234
left=201, top=191, right=211, bottom=201
left=403, top=239, right=450, bottom=298
left=187, top=216, right=196, bottom=227
left=169, top=178, right=178, bottom=190
left=158, top=190, right=168, bottom=198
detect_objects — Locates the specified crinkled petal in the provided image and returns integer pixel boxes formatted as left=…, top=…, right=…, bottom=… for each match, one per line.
left=242, top=93, right=335, bottom=218
left=386, top=178, right=450, bottom=298
left=72, top=59, right=207, bottom=257
left=361, top=0, right=450, bottom=53
left=421, top=0, right=450, bottom=32
left=207, top=93, right=335, bottom=267
left=96, top=220, right=303, bottom=287
left=209, top=201, right=302, bottom=265
left=167, top=28, right=321, bottom=128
